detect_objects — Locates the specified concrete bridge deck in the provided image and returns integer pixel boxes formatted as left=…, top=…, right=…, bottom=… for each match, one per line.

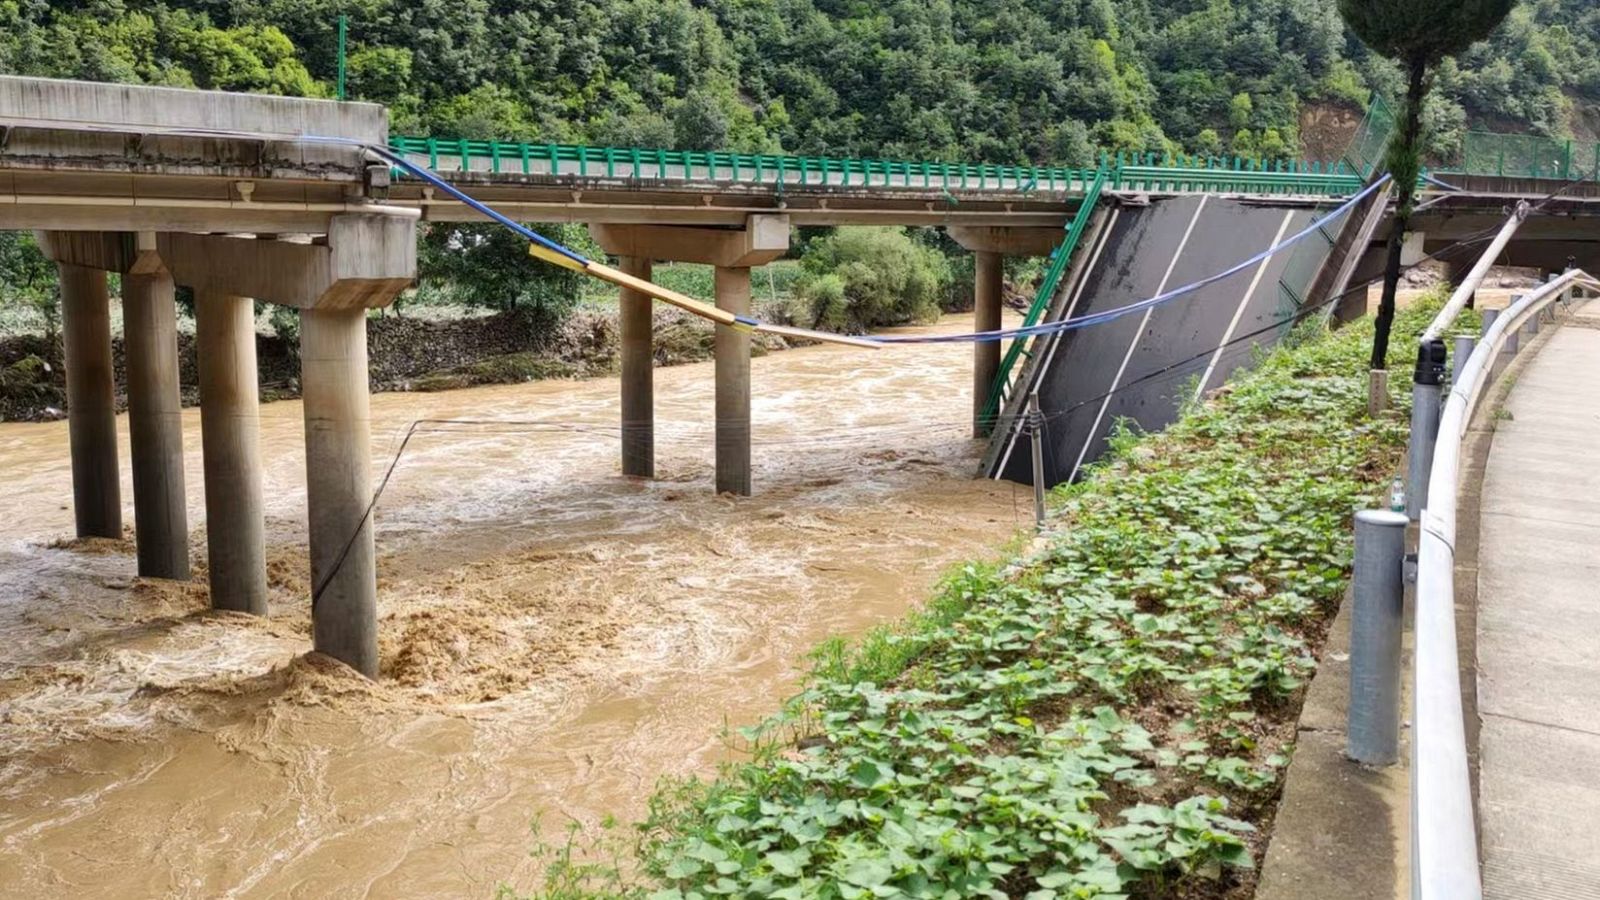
left=1476, top=302, right=1600, bottom=899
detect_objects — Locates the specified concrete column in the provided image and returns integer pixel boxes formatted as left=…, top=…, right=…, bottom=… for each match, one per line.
left=194, top=290, right=267, bottom=615
left=619, top=256, right=654, bottom=479
left=123, top=271, right=190, bottom=579
left=973, top=250, right=1004, bottom=437
left=714, top=266, right=752, bottom=496
left=300, top=308, right=378, bottom=677
left=59, top=264, right=122, bottom=539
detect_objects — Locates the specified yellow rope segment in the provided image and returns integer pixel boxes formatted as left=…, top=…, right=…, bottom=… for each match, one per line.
left=527, top=243, right=881, bottom=349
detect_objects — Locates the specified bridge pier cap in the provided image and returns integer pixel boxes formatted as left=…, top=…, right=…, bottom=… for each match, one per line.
left=946, top=226, right=1063, bottom=258
left=161, top=214, right=417, bottom=310
left=587, top=215, right=790, bottom=268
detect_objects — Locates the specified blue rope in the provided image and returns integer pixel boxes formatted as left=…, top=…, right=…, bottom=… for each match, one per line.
left=365, top=144, right=591, bottom=265
left=294, top=134, right=590, bottom=265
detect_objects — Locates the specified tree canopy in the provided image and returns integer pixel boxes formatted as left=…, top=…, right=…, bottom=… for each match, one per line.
left=1338, top=0, right=1519, bottom=67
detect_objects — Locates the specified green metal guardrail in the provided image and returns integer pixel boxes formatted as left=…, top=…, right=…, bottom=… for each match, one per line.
left=1436, top=131, right=1600, bottom=181
left=388, top=135, right=1097, bottom=192
left=976, top=167, right=1109, bottom=432
left=387, top=135, right=1363, bottom=196
left=1113, top=158, right=1362, bottom=196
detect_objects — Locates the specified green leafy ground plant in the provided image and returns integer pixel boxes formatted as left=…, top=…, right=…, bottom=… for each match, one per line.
left=508, top=297, right=1446, bottom=900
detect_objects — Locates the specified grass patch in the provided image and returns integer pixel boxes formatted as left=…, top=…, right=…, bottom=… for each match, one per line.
left=501, top=298, right=1441, bottom=900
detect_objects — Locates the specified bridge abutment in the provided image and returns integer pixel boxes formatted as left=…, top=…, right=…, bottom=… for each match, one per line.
left=195, top=290, right=269, bottom=615
left=619, top=256, right=655, bottom=479
left=123, top=269, right=191, bottom=580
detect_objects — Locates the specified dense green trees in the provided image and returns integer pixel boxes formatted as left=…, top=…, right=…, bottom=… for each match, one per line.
left=4, top=0, right=1596, bottom=167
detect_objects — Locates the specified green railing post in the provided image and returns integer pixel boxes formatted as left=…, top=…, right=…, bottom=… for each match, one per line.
left=336, top=14, right=348, bottom=101
left=458, top=138, right=469, bottom=171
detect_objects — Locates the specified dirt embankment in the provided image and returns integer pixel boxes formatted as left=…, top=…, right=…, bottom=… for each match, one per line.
left=0, top=305, right=793, bottom=422
left=1298, top=101, right=1364, bottom=164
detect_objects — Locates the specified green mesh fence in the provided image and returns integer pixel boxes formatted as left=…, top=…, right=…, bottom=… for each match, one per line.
left=1343, top=94, right=1396, bottom=179
left=1438, top=133, right=1600, bottom=180
left=1273, top=95, right=1397, bottom=319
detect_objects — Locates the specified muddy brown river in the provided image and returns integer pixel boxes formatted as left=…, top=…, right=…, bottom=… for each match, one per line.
left=0, top=313, right=1023, bottom=898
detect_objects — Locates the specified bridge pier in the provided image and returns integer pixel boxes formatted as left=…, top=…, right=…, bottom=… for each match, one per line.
left=589, top=216, right=789, bottom=495
left=947, top=226, right=1060, bottom=437
left=123, top=269, right=191, bottom=580
left=972, top=251, right=1003, bottom=438
left=195, top=290, right=269, bottom=615
left=714, top=266, right=752, bottom=495
left=619, top=256, right=654, bottom=479
left=164, top=216, right=415, bottom=674
left=301, top=308, right=379, bottom=676
left=58, top=263, right=122, bottom=539
left=39, top=232, right=192, bottom=574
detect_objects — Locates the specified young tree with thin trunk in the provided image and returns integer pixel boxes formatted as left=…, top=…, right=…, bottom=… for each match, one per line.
left=1336, top=0, right=1515, bottom=375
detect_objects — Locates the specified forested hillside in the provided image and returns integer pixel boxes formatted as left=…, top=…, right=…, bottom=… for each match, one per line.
left=4, top=0, right=1598, bottom=165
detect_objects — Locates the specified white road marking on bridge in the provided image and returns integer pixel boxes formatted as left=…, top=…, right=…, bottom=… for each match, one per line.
left=994, top=207, right=1122, bottom=477
left=1193, top=209, right=1297, bottom=404
left=1068, top=195, right=1209, bottom=483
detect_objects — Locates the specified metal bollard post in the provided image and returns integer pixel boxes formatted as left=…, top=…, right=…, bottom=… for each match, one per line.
left=1407, top=340, right=1446, bottom=521
left=1483, top=308, right=1505, bottom=380
left=1452, top=334, right=1476, bottom=384
left=1028, top=391, right=1046, bottom=530
left=1504, top=296, right=1522, bottom=358
left=1349, top=509, right=1407, bottom=765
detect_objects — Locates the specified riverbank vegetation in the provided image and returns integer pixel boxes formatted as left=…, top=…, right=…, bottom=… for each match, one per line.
left=501, top=298, right=1444, bottom=899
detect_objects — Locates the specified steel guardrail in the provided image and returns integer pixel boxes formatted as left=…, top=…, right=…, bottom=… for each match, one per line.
left=1412, top=266, right=1600, bottom=900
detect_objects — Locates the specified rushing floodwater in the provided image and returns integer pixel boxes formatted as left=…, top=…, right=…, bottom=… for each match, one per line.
left=0, top=313, right=1023, bottom=898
